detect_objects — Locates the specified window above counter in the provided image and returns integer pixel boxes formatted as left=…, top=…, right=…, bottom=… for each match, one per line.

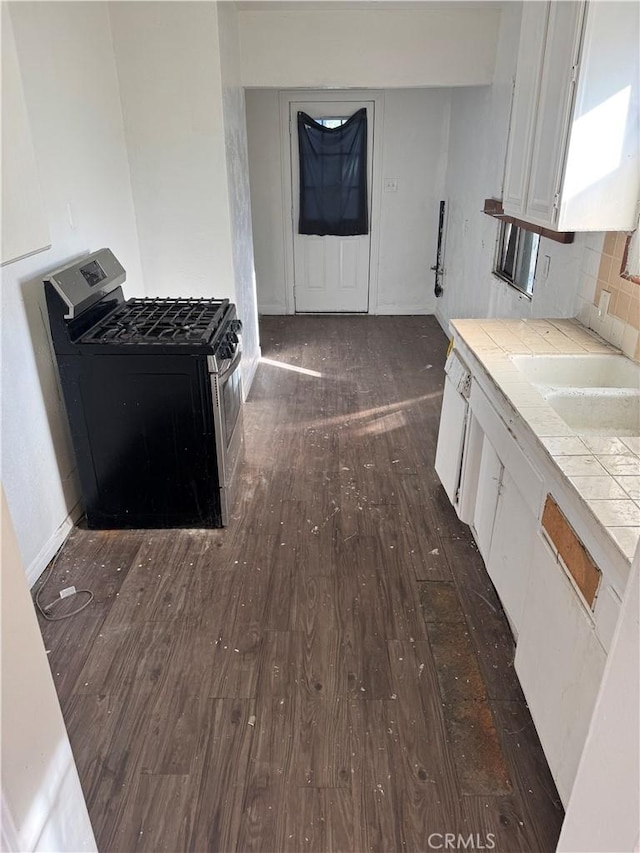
left=622, top=229, right=640, bottom=284
left=494, top=221, right=540, bottom=298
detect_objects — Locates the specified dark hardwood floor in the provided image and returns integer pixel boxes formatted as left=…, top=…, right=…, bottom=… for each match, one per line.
left=36, top=316, right=564, bottom=853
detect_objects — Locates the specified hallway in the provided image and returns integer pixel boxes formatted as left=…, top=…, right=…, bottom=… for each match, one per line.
left=36, top=316, right=564, bottom=852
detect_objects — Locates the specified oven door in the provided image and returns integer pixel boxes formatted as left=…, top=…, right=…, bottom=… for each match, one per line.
left=209, top=347, right=244, bottom=525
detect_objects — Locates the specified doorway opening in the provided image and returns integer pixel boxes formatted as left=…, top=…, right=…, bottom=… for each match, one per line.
left=281, top=91, right=384, bottom=315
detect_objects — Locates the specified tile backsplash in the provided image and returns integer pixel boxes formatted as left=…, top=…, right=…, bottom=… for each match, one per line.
left=576, top=231, right=640, bottom=361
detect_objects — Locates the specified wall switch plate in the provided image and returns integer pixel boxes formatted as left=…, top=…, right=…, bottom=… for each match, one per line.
left=384, top=178, right=398, bottom=193
left=598, top=290, right=611, bottom=318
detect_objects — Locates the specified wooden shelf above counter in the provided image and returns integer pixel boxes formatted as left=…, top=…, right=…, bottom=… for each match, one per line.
left=482, top=198, right=575, bottom=245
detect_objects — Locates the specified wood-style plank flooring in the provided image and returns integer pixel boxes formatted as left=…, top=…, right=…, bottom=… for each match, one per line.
left=36, top=316, right=564, bottom=853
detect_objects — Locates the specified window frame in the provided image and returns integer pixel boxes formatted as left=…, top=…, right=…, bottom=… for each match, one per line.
left=621, top=229, right=640, bottom=284
left=316, top=117, right=349, bottom=129
left=494, top=219, right=540, bottom=298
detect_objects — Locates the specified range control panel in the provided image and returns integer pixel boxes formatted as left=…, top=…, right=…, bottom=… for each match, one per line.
left=45, top=248, right=125, bottom=319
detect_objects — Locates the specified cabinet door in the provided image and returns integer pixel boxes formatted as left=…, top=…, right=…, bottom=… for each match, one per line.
left=515, top=534, right=606, bottom=806
left=457, top=413, right=483, bottom=525
left=471, top=435, right=503, bottom=561
left=558, top=0, right=640, bottom=231
left=524, top=1, right=586, bottom=227
left=435, top=375, right=468, bottom=505
left=502, top=2, right=550, bottom=217
left=486, top=469, right=536, bottom=638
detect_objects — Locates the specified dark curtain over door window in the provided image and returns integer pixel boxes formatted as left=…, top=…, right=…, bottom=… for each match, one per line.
left=297, top=108, right=368, bottom=236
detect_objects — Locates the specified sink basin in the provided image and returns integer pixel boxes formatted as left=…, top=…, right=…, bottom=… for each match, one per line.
left=545, top=389, right=640, bottom=436
left=511, top=354, right=639, bottom=389
left=510, top=353, right=639, bottom=435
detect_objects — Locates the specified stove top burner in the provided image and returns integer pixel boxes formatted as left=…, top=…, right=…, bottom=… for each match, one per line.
left=80, top=297, right=230, bottom=346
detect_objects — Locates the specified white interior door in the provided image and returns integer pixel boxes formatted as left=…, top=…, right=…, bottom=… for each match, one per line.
left=290, top=100, right=373, bottom=313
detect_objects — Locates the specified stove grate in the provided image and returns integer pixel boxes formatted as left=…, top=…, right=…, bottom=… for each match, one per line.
left=80, top=297, right=230, bottom=345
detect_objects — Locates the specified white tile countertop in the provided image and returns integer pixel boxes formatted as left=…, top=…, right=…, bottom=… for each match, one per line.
left=449, top=318, right=640, bottom=564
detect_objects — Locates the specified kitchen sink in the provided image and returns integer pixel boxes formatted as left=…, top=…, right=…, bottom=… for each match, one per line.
left=544, top=388, right=640, bottom=436
left=510, top=353, right=640, bottom=435
left=511, top=353, right=639, bottom=389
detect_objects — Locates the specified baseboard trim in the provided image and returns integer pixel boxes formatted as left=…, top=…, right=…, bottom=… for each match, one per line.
left=258, top=304, right=287, bottom=316
left=373, top=306, right=434, bottom=316
left=434, top=308, right=451, bottom=338
left=26, top=501, right=83, bottom=589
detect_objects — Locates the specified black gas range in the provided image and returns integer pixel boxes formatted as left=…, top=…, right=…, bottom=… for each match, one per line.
left=45, top=248, right=244, bottom=529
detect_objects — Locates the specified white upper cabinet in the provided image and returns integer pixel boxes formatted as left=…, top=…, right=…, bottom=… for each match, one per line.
left=523, top=2, right=585, bottom=227
left=503, top=1, right=639, bottom=232
left=502, top=3, right=549, bottom=216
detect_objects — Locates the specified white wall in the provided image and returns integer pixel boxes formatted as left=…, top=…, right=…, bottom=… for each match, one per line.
left=110, top=0, right=260, bottom=392
left=436, top=2, right=601, bottom=331
left=1, top=4, right=50, bottom=266
left=1, top=1, right=144, bottom=585
left=218, top=1, right=261, bottom=389
left=238, top=6, right=500, bottom=89
left=109, top=2, right=235, bottom=301
left=246, top=87, right=452, bottom=315
left=245, top=89, right=287, bottom=314
left=2, top=0, right=262, bottom=585
left=1, top=487, right=97, bottom=852
left=377, top=89, right=451, bottom=314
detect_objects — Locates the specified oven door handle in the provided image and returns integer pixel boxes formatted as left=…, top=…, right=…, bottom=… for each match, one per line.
left=216, top=347, right=242, bottom=381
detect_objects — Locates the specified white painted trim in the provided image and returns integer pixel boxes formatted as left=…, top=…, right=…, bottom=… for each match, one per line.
left=434, top=306, right=451, bottom=338
left=278, top=89, right=385, bottom=315
left=374, top=305, right=432, bottom=316
left=257, top=304, right=288, bottom=315
left=367, top=93, right=384, bottom=315
left=26, top=501, right=83, bottom=589
left=241, top=347, right=262, bottom=399
left=278, top=91, right=295, bottom=315
left=0, top=242, right=51, bottom=268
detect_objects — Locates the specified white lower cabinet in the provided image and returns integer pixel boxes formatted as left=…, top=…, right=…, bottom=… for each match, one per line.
left=515, top=534, right=607, bottom=806
left=435, top=342, right=620, bottom=811
left=486, top=469, right=536, bottom=638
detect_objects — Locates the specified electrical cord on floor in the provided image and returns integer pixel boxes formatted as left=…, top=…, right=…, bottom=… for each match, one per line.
left=35, top=546, right=94, bottom=621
